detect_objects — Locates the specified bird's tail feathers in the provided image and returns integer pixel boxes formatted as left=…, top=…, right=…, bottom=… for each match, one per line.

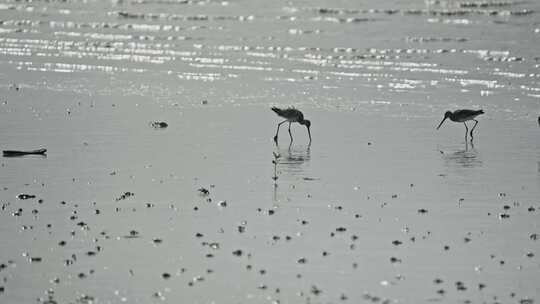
left=271, top=107, right=283, bottom=115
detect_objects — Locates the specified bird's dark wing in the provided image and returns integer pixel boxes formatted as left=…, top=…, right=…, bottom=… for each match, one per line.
left=282, top=108, right=303, bottom=121
left=454, top=109, right=484, bottom=117
left=272, top=107, right=303, bottom=121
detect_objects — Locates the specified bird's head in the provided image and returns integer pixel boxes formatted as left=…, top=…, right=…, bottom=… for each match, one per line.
left=436, top=111, right=452, bottom=130
left=301, top=120, right=312, bottom=143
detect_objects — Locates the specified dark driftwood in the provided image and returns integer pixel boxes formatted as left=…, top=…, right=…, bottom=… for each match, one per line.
left=3, top=148, right=47, bottom=157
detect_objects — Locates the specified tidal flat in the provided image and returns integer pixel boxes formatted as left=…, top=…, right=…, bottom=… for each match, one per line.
left=1, top=0, right=539, bottom=303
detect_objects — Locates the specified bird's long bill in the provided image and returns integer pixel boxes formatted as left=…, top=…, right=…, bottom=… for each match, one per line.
left=307, top=126, right=312, bottom=143
left=436, top=117, right=447, bottom=130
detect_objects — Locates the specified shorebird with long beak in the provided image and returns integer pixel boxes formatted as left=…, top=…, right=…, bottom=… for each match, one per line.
left=271, top=107, right=311, bottom=144
left=436, top=109, right=484, bottom=140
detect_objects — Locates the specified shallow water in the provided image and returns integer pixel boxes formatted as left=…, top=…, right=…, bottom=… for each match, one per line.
left=1, top=0, right=539, bottom=303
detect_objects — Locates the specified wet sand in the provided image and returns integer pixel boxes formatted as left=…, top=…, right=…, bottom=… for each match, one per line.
left=1, top=0, right=540, bottom=302
left=1, top=89, right=539, bottom=303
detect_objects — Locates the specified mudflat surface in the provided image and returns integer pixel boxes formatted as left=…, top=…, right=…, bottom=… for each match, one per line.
left=0, top=0, right=539, bottom=303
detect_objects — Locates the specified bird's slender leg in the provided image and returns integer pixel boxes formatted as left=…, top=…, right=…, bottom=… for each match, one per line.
left=288, top=122, right=293, bottom=143
left=274, top=120, right=287, bottom=143
left=463, top=122, right=469, bottom=142
left=470, top=119, right=479, bottom=140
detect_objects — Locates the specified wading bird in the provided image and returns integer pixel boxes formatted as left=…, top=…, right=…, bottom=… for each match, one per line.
left=271, top=107, right=311, bottom=144
left=436, top=109, right=484, bottom=140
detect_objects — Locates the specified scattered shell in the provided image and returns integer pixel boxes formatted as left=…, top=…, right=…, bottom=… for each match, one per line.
left=198, top=188, right=210, bottom=196
left=311, top=285, right=322, bottom=295
left=390, top=257, right=402, bottom=263
left=115, top=192, right=134, bottom=202
left=124, top=230, right=140, bottom=238
left=17, top=194, right=36, bottom=200
left=151, top=121, right=168, bottom=128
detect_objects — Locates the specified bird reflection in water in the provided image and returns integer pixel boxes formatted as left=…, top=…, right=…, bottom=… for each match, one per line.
left=279, top=145, right=311, bottom=173
left=272, top=144, right=311, bottom=201
left=442, top=141, right=483, bottom=169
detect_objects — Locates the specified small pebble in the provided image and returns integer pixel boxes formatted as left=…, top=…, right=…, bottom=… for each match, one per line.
left=390, top=257, right=401, bottom=263
left=311, top=285, right=322, bottom=295
left=127, top=230, right=139, bottom=238
left=198, top=188, right=209, bottom=195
